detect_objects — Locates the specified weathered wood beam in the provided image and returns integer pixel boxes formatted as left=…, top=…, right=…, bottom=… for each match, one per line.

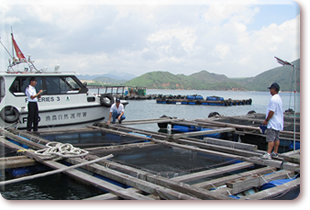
left=170, top=127, right=235, bottom=139
left=202, top=137, right=258, bottom=151
left=84, top=154, right=233, bottom=200
left=0, top=136, right=25, bottom=151
left=195, top=118, right=300, bottom=137
left=0, top=129, right=46, bottom=150
left=118, top=118, right=184, bottom=125
left=84, top=193, right=119, bottom=200
left=239, top=178, right=300, bottom=200
left=171, top=162, right=254, bottom=183
left=0, top=156, right=37, bottom=169
left=22, top=151, right=153, bottom=200
left=172, top=138, right=261, bottom=157
left=84, top=188, right=159, bottom=200
left=85, top=141, right=155, bottom=152
left=225, top=170, right=296, bottom=194
left=192, top=166, right=277, bottom=189
left=66, top=156, right=199, bottom=200
left=87, top=125, right=153, bottom=141
left=0, top=154, right=113, bottom=186
left=153, top=138, right=300, bottom=172
left=6, top=128, right=50, bottom=145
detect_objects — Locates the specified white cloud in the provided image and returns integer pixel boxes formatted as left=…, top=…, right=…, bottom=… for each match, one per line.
left=0, top=2, right=300, bottom=78
left=213, top=44, right=230, bottom=59
left=4, top=17, right=21, bottom=25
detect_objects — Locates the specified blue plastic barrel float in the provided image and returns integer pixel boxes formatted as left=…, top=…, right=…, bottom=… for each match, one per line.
left=206, top=96, right=224, bottom=101
left=172, top=125, right=221, bottom=138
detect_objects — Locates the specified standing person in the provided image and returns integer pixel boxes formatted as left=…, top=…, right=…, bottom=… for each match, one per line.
left=107, top=98, right=126, bottom=124
left=25, top=77, right=43, bottom=132
left=260, top=83, right=284, bottom=159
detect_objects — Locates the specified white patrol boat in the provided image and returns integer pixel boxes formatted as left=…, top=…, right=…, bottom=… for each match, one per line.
left=0, top=33, right=127, bottom=129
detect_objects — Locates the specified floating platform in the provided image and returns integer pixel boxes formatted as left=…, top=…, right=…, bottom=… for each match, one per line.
left=0, top=113, right=300, bottom=200
left=156, top=95, right=252, bottom=106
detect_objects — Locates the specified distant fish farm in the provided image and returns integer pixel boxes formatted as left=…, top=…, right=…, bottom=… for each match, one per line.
left=156, top=95, right=252, bottom=106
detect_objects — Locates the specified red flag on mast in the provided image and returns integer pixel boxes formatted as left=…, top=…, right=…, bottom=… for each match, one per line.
left=11, top=33, right=26, bottom=61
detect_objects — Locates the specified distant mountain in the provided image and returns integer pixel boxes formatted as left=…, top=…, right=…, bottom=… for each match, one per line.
left=81, top=59, right=300, bottom=91
left=123, top=71, right=245, bottom=90
left=77, top=74, right=102, bottom=80
left=231, top=59, right=300, bottom=92
left=122, top=58, right=300, bottom=91
left=77, top=71, right=136, bottom=81
left=92, top=76, right=127, bottom=84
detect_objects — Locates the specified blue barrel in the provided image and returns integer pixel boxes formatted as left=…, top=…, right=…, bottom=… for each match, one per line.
left=259, top=178, right=296, bottom=191
left=186, top=95, right=195, bottom=100
left=198, top=128, right=221, bottom=138
left=289, top=142, right=300, bottom=150
left=10, top=165, right=50, bottom=177
left=206, top=96, right=224, bottom=101
left=173, top=125, right=198, bottom=132
left=195, top=95, right=204, bottom=100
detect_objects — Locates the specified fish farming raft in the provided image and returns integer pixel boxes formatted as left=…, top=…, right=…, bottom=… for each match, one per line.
left=0, top=114, right=300, bottom=200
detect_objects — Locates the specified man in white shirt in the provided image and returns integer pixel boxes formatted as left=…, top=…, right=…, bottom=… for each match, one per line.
left=107, top=98, right=125, bottom=124
left=261, top=83, right=284, bottom=159
left=25, top=77, right=43, bottom=132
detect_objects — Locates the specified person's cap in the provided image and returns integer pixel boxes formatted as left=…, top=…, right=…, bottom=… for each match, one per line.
left=268, top=83, right=280, bottom=91
left=115, top=98, right=120, bottom=103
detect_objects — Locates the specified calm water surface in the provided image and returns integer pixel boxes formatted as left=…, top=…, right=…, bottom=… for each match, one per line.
left=124, top=90, right=300, bottom=131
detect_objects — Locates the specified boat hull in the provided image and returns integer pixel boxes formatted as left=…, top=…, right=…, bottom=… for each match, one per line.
left=1, top=105, right=110, bottom=129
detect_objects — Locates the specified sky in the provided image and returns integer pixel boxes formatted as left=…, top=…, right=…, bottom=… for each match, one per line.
left=0, top=0, right=301, bottom=78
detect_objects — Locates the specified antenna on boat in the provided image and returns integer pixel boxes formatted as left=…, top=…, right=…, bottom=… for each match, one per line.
left=11, top=27, right=14, bottom=58
left=5, top=31, right=41, bottom=72
left=274, top=56, right=298, bottom=152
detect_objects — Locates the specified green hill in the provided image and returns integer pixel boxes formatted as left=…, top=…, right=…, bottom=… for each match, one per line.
left=94, top=59, right=300, bottom=92
left=123, top=71, right=245, bottom=90
left=231, top=59, right=300, bottom=92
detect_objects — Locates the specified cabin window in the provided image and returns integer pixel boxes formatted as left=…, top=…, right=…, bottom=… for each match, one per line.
left=9, top=76, right=43, bottom=96
left=45, top=76, right=81, bottom=94
left=0, top=77, right=5, bottom=103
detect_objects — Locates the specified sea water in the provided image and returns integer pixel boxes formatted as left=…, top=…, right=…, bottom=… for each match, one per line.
left=124, top=90, right=300, bottom=131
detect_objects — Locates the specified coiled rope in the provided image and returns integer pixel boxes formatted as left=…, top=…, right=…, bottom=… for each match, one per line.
left=35, top=142, right=89, bottom=160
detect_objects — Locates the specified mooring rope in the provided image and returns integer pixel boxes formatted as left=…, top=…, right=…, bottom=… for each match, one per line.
left=35, top=142, right=89, bottom=160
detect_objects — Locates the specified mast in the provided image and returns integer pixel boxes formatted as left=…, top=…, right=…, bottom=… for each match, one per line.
left=1, top=30, right=41, bottom=72
left=274, top=56, right=299, bottom=152
left=11, top=27, right=14, bottom=59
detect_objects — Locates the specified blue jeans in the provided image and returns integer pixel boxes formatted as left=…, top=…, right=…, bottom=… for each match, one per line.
left=112, top=110, right=126, bottom=123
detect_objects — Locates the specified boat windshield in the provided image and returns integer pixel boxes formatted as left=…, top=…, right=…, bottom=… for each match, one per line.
left=45, top=76, right=81, bottom=94
left=9, top=77, right=42, bottom=95
left=9, top=75, right=85, bottom=96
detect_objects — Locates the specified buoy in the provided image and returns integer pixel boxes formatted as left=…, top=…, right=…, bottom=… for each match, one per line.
left=157, top=115, right=172, bottom=129
left=208, top=112, right=220, bottom=118
left=100, top=94, right=114, bottom=107
left=0, top=106, right=20, bottom=123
